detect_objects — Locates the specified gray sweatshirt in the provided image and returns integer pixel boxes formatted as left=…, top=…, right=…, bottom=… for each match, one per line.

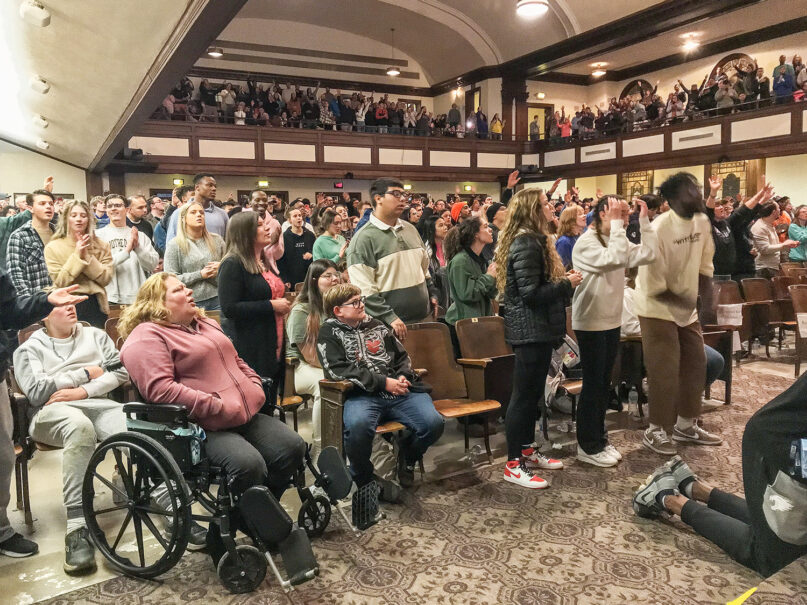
left=163, top=235, right=225, bottom=302
left=12, top=324, right=128, bottom=413
left=96, top=224, right=159, bottom=304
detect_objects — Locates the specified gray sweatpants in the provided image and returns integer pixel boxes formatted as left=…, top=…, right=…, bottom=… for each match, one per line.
left=0, top=380, right=15, bottom=543
left=29, top=399, right=126, bottom=522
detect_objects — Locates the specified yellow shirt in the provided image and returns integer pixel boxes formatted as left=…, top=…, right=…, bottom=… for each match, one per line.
left=633, top=211, right=713, bottom=326
left=490, top=119, right=503, bottom=134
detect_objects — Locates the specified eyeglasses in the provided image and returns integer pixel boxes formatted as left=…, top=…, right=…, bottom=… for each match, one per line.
left=386, top=190, right=405, bottom=199
left=320, top=272, right=341, bottom=280
left=339, top=296, right=366, bottom=309
left=106, top=203, right=124, bottom=209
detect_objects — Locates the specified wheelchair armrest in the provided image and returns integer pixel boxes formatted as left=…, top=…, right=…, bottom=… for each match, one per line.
left=123, top=403, right=190, bottom=426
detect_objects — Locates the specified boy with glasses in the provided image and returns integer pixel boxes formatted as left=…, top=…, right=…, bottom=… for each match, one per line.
left=317, top=284, right=444, bottom=502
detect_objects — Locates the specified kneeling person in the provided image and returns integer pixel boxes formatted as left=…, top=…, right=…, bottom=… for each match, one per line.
left=317, top=284, right=444, bottom=490
left=13, top=305, right=128, bottom=575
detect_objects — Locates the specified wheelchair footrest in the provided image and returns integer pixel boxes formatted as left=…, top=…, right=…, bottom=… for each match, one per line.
left=317, top=446, right=353, bottom=501
left=279, top=527, right=319, bottom=586
left=240, top=486, right=292, bottom=544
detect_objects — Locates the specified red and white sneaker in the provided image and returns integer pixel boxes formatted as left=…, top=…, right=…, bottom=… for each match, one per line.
left=503, top=460, right=549, bottom=489
left=521, top=445, right=564, bottom=470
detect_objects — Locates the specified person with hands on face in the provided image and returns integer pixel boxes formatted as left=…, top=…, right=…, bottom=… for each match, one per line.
left=13, top=303, right=128, bottom=575
left=96, top=194, right=159, bottom=306
left=571, top=196, right=657, bottom=467
left=494, top=188, right=579, bottom=489
left=346, top=178, right=440, bottom=344
left=45, top=199, right=114, bottom=328
left=316, top=283, right=444, bottom=493
left=312, top=209, right=348, bottom=262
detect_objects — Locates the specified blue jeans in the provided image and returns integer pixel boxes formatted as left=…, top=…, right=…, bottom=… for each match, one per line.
left=704, top=344, right=724, bottom=388
left=197, top=296, right=220, bottom=311
left=343, top=391, right=445, bottom=486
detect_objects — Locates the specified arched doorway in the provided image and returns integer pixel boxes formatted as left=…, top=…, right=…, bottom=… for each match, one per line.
left=709, top=53, right=756, bottom=83
left=620, top=79, right=654, bottom=100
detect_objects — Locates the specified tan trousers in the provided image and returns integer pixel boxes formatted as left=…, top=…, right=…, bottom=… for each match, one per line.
left=638, top=317, right=706, bottom=432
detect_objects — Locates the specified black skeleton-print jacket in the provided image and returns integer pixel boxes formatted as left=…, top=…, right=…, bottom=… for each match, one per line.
left=316, top=317, right=415, bottom=396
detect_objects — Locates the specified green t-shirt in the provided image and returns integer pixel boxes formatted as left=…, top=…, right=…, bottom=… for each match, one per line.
left=286, top=302, right=325, bottom=361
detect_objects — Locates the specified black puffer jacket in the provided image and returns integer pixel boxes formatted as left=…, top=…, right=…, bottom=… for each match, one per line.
left=502, top=233, right=572, bottom=346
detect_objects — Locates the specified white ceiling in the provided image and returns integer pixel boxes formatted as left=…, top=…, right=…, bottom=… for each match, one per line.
left=561, top=0, right=807, bottom=75
left=0, top=0, right=197, bottom=168
left=220, top=0, right=666, bottom=84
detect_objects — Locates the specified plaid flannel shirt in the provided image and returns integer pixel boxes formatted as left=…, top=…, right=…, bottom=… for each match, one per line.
left=7, top=221, right=52, bottom=297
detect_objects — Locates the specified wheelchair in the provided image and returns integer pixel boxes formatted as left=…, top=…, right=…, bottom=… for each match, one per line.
left=80, top=399, right=360, bottom=594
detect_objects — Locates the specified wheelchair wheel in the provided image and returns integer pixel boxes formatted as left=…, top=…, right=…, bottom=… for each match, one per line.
left=217, top=545, right=267, bottom=594
left=298, top=495, right=331, bottom=538
left=82, top=432, right=191, bottom=579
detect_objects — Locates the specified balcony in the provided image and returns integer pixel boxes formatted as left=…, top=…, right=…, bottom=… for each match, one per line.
left=123, top=121, right=530, bottom=181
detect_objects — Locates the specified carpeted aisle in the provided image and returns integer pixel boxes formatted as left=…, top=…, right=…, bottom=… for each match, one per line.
left=41, top=367, right=793, bottom=605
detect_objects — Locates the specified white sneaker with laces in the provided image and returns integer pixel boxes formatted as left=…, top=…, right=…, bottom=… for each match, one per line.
left=522, top=444, right=563, bottom=470
left=576, top=446, right=618, bottom=468
left=503, top=460, right=548, bottom=489
left=604, top=444, right=622, bottom=462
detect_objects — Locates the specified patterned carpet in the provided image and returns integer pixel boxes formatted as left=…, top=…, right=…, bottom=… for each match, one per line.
left=41, top=366, right=796, bottom=605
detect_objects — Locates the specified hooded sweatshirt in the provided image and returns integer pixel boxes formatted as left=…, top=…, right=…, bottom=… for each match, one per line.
left=571, top=217, right=657, bottom=332
left=96, top=224, right=159, bottom=304
left=120, top=317, right=264, bottom=431
left=12, top=323, right=128, bottom=416
left=316, top=316, right=415, bottom=397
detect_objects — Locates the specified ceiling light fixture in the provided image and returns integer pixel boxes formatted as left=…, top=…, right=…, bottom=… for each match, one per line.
left=257, top=179, right=269, bottom=188
left=463, top=185, right=473, bottom=192
left=19, top=0, right=51, bottom=27
left=516, top=0, right=549, bottom=18
left=537, top=92, right=546, bottom=100
left=386, top=28, right=400, bottom=77
left=29, top=75, right=50, bottom=94
left=206, top=46, right=224, bottom=58
left=680, top=32, right=702, bottom=51
left=31, top=114, right=48, bottom=129
left=172, top=178, right=184, bottom=186
left=683, top=39, right=700, bottom=51
left=36, top=139, right=49, bottom=150
left=590, top=62, right=608, bottom=78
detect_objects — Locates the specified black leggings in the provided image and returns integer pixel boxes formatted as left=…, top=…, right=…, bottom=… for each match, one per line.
left=576, top=328, right=620, bottom=455
left=505, top=342, right=553, bottom=460
left=75, top=295, right=107, bottom=329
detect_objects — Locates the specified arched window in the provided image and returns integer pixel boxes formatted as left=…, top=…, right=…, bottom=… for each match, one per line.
left=709, top=53, right=756, bottom=83
left=620, top=79, right=654, bottom=101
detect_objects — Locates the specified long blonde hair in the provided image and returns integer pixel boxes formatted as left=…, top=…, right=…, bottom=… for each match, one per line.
left=493, top=188, right=565, bottom=292
left=53, top=199, right=95, bottom=240
left=117, top=272, right=205, bottom=339
left=175, top=201, right=223, bottom=257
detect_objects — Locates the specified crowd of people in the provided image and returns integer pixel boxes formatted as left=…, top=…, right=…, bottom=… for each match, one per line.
left=1, top=169, right=806, bottom=584
left=156, top=77, right=507, bottom=138
left=535, top=54, right=807, bottom=142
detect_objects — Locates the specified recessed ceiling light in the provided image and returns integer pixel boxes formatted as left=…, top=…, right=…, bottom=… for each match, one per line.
left=537, top=92, right=546, bottom=100
left=386, top=66, right=401, bottom=77
left=683, top=40, right=700, bottom=51
left=36, top=139, right=49, bottom=150
left=29, top=75, right=50, bottom=94
left=206, top=46, right=224, bottom=58
left=32, top=114, right=48, bottom=128
left=19, top=0, right=50, bottom=27
left=516, top=0, right=549, bottom=18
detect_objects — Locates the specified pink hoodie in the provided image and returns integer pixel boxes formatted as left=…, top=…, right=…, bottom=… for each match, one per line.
left=121, top=317, right=264, bottom=431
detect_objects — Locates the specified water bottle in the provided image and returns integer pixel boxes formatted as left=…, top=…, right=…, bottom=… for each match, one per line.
left=628, top=386, right=639, bottom=418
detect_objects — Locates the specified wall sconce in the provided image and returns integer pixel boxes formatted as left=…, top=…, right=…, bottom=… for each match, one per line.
left=172, top=178, right=184, bottom=186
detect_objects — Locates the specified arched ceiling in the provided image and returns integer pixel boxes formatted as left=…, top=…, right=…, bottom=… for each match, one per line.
left=225, top=0, right=667, bottom=85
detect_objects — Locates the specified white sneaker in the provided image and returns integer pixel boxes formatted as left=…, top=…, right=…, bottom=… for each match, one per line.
left=576, top=446, right=618, bottom=468
left=522, top=444, right=563, bottom=470
left=503, top=460, right=548, bottom=489
left=604, top=444, right=622, bottom=462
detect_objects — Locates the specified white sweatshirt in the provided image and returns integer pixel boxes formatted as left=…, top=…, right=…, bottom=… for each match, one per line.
left=571, top=217, right=657, bottom=331
left=96, top=224, right=159, bottom=304
left=12, top=324, right=128, bottom=412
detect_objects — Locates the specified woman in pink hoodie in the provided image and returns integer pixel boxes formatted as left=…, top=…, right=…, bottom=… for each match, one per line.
left=119, top=272, right=305, bottom=500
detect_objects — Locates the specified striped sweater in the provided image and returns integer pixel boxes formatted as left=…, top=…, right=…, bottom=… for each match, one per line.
left=346, top=214, right=432, bottom=325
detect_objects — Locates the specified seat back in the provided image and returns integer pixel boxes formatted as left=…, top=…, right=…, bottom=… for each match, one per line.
left=772, top=276, right=798, bottom=300
left=740, top=278, right=773, bottom=302
left=104, top=317, right=124, bottom=350
left=205, top=309, right=221, bottom=324
left=713, top=280, right=744, bottom=305
left=17, top=323, right=43, bottom=346
left=454, top=316, right=512, bottom=358
left=405, top=323, right=467, bottom=401
left=789, top=285, right=807, bottom=314
left=789, top=268, right=807, bottom=279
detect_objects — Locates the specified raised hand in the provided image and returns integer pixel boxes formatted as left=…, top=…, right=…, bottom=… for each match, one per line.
left=636, top=198, right=648, bottom=219
left=708, top=174, right=722, bottom=196
left=47, top=284, right=88, bottom=307
left=506, top=170, right=521, bottom=189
